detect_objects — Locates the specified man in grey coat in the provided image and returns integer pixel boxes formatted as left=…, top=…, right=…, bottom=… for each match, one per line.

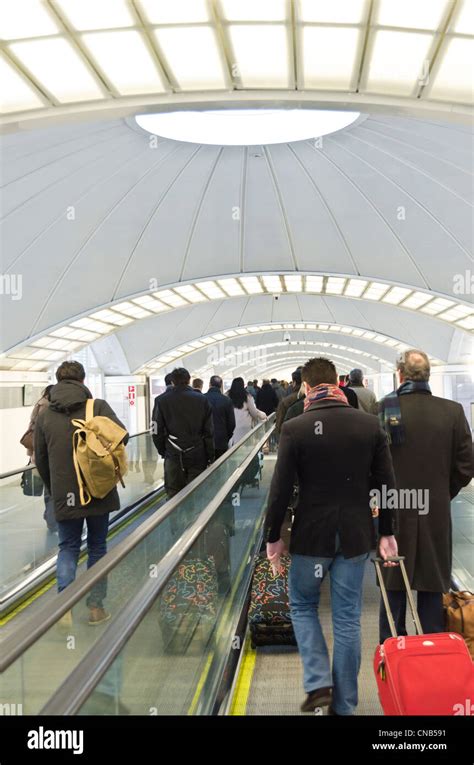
left=348, top=369, right=378, bottom=414
left=378, top=349, right=472, bottom=641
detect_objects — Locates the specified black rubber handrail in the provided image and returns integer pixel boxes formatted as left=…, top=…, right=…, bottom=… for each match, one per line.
left=0, top=414, right=275, bottom=672
left=39, top=422, right=274, bottom=715
left=0, top=430, right=150, bottom=480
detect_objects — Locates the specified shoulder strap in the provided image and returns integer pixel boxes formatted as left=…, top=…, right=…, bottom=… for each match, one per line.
left=86, top=398, right=94, bottom=421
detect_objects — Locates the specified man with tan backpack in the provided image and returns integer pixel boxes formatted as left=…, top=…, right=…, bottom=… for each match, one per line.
left=35, top=361, right=129, bottom=626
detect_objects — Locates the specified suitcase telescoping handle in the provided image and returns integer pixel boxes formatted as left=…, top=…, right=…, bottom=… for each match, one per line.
left=372, top=556, right=423, bottom=639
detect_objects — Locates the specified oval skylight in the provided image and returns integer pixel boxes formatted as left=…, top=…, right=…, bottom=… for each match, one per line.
left=135, top=108, right=360, bottom=146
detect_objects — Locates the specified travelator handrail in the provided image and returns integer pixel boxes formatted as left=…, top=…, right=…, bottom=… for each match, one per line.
left=0, top=414, right=275, bottom=673
left=40, top=420, right=275, bottom=715
left=0, top=430, right=150, bottom=480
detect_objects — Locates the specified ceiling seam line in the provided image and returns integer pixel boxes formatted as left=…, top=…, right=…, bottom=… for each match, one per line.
left=28, top=142, right=187, bottom=334
left=312, top=138, right=432, bottom=288
left=326, top=133, right=473, bottom=261
left=288, top=142, right=359, bottom=274
left=1, top=133, right=142, bottom=231
left=356, top=123, right=473, bottom=177
left=263, top=145, right=299, bottom=271
left=178, top=146, right=225, bottom=282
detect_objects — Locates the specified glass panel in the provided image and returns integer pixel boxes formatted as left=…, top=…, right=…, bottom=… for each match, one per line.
left=0, top=433, right=163, bottom=599
left=77, top=445, right=275, bottom=715
left=0, top=420, right=274, bottom=714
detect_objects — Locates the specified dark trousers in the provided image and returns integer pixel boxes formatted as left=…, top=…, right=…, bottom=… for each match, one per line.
left=215, top=447, right=228, bottom=460
left=164, top=456, right=207, bottom=536
left=379, top=590, right=444, bottom=643
left=57, top=513, right=109, bottom=608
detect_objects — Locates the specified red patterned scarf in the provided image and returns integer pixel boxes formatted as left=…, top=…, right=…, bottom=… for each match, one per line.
left=304, top=383, right=349, bottom=411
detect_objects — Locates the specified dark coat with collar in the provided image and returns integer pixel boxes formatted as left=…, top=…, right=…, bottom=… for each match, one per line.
left=381, top=391, right=472, bottom=592
left=204, top=386, right=236, bottom=452
left=265, top=400, right=396, bottom=558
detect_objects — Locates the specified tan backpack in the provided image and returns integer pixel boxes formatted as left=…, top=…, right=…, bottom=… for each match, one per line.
left=71, top=399, right=128, bottom=506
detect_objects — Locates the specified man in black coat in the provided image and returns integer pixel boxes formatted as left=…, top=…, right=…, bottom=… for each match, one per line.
left=35, top=361, right=129, bottom=626
left=265, top=357, right=397, bottom=715
left=204, top=375, right=235, bottom=458
left=256, top=379, right=279, bottom=416
left=378, top=349, right=472, bottom=641
left=275, top=367, right=302, bottom=434
left=152, top=367, right=214, bottom=499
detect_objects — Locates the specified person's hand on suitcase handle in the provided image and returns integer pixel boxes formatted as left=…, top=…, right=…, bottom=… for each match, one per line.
left=267, top=538, right=286, bottom=576
left=378, top=535, right=399, bottom=567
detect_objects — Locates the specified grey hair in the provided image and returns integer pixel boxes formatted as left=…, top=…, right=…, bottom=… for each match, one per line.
left=397, top=349, right=430, bottom=382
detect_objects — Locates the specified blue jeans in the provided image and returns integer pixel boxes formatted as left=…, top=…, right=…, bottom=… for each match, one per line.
left=57, top=513, right=109, bottom=608
left=289, top=550, right=368, bottom=715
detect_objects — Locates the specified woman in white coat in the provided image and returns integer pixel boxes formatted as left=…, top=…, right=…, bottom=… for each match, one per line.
left=227, top=377, right=267, bottom=446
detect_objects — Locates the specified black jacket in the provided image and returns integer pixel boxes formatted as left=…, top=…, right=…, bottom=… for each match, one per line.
left=204, top=386, right=235, bottom=451
left=34, top=380, right=129, bottom=521
left=152, top=385, right=214, bottom=464
left=265, top=400, right=395, bottom=558
left=256, top=384, right=279, bottom=416
left=340, top=385, right=359, bottom=409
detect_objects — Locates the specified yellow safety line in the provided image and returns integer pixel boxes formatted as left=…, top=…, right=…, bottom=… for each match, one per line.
left=187, top=651, right=214, bottom=715
left=229, top=634, right=257, bottom=716
left=0, top=494, right=161, bottom=627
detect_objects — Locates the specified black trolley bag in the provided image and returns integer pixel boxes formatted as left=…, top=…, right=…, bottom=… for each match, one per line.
left=248, top=552, right=296, bottom=648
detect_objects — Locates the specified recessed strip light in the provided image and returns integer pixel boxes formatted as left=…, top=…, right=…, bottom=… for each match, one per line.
left=457, top=316, right=474, bottom=331
left=262, top=275, right=283, bottom=293
left=132, top=296, right=168, bottom=313
left=305, top=276, right=324, bottom=292
left=114, top=302, right=151, bottom=319
left=217, top=278, right=245, bottom=296
left=174, top=285, right=208, bottom=303
left=71, top=318, right=112, bottom=333
left=401, top=291, right=432, bottom=309
left=344, top=279, right=368, bottom=297
left=153, top=290, right=188, bottom=307
left=421, top=298, right=455, bottom=315
left=239, top=276, right=264, bottom=294
left=363, top=282, right=390, bottom=300
left=382, top=286, right=412, bottom=305
left=326, top=277, right=346, bottom=294
left=437, top=305, right=472, bottom=322
left=197, top=281, right=225, bottom=299
left=284, top=275, right=303, bottom=292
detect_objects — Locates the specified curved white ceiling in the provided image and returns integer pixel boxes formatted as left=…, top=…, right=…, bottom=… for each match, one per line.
left=1, top=0, right=472, bottom=127
left=0, top=107, right=473, bottom=372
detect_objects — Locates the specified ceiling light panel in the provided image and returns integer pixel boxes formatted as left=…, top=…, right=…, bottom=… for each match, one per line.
left=326, top=277, right=346, bottom=294
left=239, top=277, right=263, bottom=294
left=138, top=0, right=210, bottom=24
left=375, top=0, right=449, bottom=30
left=90, top=309, right=133, bottom=325
left=131, top=296, right=168, bottom=312
left=174, top=285, right=208, bottom=302
left=154, top=27, right=227, bottom=90
left=344, top=278, right=368, bottom=296
left=217, top=278, right=245, bottom=296
left=0, top=0, right=60, bottom=40
left=298, top=0, right=368, bottom=24
left=305, top=276, right=324, bottom=292
left=382, top=286, right=413, bottom=304
left=9, top=38, right=105, bottom=102
left=427, top=37, right=474, bottom=103
left=53, top=0, right=136, bottom=30
left=421, top=297, right=455, bottom=314
left=220, top=0, right=287, bottom=21
left=0, top=54, right=45, bottom=112
left=437, top=305, right=473, bottom=322
left=302, top=26, right=361, bottom=89
left=196, top=281, right=225, bottom=298
left=153, top=290, right=188, bottom=307
left=365, top=30, right=434, bottom=96
left=284, top=275, right=303, bottom=292
left=457, top=316, right=474, bottom=330
left=401, top=291, right=432, bottom=309
left=81, top=31, right=166, bottom=95
left=262, top=275, right=283, bottom=292
left=364, top=282, right=390, bottom=300
left=228, top=25, right=290, bottom=88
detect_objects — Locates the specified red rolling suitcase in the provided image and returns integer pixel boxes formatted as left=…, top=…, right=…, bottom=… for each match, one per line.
left=373, top=557, right=474, bottom=716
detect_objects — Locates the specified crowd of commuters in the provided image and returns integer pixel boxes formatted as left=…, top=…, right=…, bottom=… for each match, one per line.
left=24, top=350, right=472, bottom=716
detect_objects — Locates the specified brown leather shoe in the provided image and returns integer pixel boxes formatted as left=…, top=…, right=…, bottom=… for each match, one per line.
left=300, top=686, right=332, bottom=712
left=88, top=607, right=111, bottom=626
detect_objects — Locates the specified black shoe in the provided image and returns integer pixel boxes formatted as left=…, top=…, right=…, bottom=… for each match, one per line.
left=300, top=686, right=332, bottom=712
